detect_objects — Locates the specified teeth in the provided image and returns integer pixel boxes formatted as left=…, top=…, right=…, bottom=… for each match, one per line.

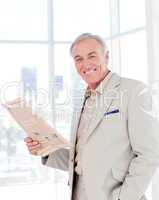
left=84, top=69, right=96, bottom=74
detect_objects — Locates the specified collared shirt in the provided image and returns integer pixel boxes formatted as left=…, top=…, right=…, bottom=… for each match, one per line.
left=74, top=71, right=113, bottom=175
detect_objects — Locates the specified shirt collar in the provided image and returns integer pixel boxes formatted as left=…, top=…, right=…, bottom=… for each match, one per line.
left=85, top=70, right=113, bottom=98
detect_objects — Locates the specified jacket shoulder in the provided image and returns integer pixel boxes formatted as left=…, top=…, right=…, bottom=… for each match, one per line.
left=119, top=76, right=148, bottom=92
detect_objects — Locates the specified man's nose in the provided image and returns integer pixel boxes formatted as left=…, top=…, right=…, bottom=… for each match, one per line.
left=82, top=59, right=91, bottom=69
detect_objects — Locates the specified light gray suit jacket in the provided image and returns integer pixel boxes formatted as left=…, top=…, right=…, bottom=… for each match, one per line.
left=42, top=73, right=159, bottom=200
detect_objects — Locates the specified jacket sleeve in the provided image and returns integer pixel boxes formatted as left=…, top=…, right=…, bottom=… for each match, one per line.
left=119, top=83, right=159, bottom=200
left=41, top=148, right=70, bottom=171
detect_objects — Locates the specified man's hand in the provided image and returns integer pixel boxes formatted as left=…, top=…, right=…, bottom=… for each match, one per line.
left=24, top=137, right=42, bottom=155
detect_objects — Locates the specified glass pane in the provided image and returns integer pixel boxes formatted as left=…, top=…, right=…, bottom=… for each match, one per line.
left=0, top=0, right=48, bottom=40
left=0, top=44, right=52, bottom=185
left=119, top=0, right=146, bottom=32
left=120, top=31, right=148, bottom=83
left=54, top=44, right=74, bottom=138
left=54, top=0, right=110, bottom=41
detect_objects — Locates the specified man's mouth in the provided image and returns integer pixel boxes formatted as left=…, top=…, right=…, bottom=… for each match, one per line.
left=83, top=68, right=97, bottom=75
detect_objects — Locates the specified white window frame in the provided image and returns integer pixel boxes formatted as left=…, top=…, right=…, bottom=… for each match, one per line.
left=0, top=2, right=158, bottom=199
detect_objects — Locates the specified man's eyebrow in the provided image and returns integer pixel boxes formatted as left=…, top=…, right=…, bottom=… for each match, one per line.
left=88, top=51, right=97, bottom=56
left=74, top=51, right=97, bottom=59
left=74, top=55, right=82, bottom=60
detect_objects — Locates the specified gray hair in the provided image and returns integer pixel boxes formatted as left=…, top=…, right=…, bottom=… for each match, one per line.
left=70, top=33, right=107, bottom=55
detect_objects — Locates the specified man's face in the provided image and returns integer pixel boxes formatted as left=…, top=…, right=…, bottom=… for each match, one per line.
left=72, top=38, right=109, bottom=88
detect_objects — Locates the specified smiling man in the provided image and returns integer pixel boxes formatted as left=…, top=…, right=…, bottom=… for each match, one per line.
left=25, top=33, right=159, bottom=200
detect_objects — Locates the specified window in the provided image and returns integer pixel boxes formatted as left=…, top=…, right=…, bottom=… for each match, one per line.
left=0, top=1, right=56, bottom=199
left=0, top=0, right=48, bottom=40
left=119, top=0, right=146, bottom=32
left=53, top=0, right=110, bottom=41
left=0, top=0, right=111, bottom=199
left=120, top=31, right=148, bottom=83
left=0, top=0, right=152, bottom=199
left=109, top=0, right=147, bottom=83
left=119, top=0, right=147, bottom=82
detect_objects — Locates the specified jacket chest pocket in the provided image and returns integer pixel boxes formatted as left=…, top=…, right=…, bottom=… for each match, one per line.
left=99, top=112, right=122, bottom=133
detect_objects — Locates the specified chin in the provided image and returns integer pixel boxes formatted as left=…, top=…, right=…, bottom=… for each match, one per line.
left=85, top=79, right=100, bottom=86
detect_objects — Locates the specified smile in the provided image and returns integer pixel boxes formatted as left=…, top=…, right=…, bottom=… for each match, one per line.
left=83, top=68, right=97, bottom=75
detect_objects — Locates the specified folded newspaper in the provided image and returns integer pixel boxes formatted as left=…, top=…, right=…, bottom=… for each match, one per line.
left=3, top=98, right=71, bottom=156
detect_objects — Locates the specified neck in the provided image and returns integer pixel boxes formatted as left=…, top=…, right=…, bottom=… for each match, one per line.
left=88, top=69, right=110, bottom=90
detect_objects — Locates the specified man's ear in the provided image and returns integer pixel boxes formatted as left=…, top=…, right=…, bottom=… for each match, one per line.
left=105, top=50, right=109, bottom=61
left=106, top=50, right=109, bottom=58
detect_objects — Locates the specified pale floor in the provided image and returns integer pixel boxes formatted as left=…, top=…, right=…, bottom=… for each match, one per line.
left=0, top=182, right=70, bottom=200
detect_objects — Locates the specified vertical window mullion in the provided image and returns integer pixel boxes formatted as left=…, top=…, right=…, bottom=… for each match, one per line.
left=145, top=0, right=155, bottom=84
left=48, top=0, right=55, bottom=123
left=109, top=0, right=121, bottom=74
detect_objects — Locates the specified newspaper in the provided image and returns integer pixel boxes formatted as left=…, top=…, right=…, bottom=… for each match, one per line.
left=3, top=98, right=71, bottom=156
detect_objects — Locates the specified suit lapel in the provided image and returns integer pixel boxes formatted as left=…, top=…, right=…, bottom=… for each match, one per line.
left=85, top=73, right=121, bottom=143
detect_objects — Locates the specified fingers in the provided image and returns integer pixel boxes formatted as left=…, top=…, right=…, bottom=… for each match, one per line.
left=24, top=137, right=33, bottom=143
left=24, top=137, right=42, bottom=155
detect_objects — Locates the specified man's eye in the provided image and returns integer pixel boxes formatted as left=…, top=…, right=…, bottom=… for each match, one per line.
left=76, top=59, right=82, bottom=62
left=89, top=55, right=95, bottom=58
